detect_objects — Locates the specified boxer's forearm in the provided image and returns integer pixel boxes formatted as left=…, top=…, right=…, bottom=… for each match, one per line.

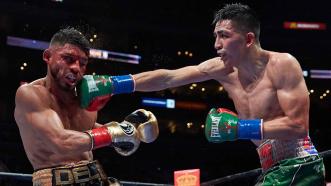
left=133, top=66, right=206, bottom=92
left=263, top=116, right=308, bottom=139
left=50, top=130, right=93, bottom=154
left=205, top=107, right=307, bottom=142
left=133, top=70, right=172, bottom=91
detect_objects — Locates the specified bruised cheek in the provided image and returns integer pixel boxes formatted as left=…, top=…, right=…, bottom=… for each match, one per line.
left=50, top=64, right=64, bottom=80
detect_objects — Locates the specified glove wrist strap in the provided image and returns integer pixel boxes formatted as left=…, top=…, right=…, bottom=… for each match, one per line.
left=85, top=127, right=112, bottom=150
left=111, top=75, right=134, bottom=94
left=238, top=119, right=263, bottom=140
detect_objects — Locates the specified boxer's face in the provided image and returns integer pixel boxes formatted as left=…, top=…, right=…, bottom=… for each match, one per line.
left=45, top=43, right=88, bottom=90
left=213, top=20, right=247, bottom=67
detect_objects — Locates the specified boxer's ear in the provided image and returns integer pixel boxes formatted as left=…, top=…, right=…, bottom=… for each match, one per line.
left=246, top=32, right=255, bottom=47
left=43, top=49, right=51, bottom=64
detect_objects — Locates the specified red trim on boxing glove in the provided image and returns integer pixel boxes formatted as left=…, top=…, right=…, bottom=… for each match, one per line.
left=217, top=108, right=238, bottom=116
left=86, top=126, right=112, bottom=149
left=86, top=95, right=112, bottom=111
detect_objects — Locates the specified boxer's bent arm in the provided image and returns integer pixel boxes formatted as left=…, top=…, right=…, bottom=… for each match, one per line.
left=263, top=54, right=309, bottom=139
left=133, top=57, right=223, bottom=92
left=14, top=85, right=92, bottom=155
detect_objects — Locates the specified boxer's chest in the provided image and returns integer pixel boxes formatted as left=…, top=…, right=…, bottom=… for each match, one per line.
left=223, top=75, right=283, bottom=120
left=53, top=104, right=96, bottom=131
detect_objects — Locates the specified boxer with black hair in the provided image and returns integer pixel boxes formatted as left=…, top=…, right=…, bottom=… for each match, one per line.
left=130, top=3, right=325, bottom=185
left=14, top=27, right=158, bottom=186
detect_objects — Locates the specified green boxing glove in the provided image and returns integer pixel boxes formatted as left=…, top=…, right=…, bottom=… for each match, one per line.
left=78, top=74, right=134, bottom=111
left=205, top=108, right=263, bottom=143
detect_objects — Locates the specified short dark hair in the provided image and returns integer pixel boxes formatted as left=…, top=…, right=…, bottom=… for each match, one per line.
left=50, top=27, right=90, bottom=56
left=213, top=3, right=260, bottom=41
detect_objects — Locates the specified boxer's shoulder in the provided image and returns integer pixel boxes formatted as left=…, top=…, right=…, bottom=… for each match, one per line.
left=29, top=77, right=47, bottom=86
left=15, top=78, right=52, bottom=108
left=266, top=52, right=301, bottom=82
left=268, top=52, right=298, bottom=68
left=198, top=57, right=231, bottom=78
left=17, top=78, right=48, bottom=94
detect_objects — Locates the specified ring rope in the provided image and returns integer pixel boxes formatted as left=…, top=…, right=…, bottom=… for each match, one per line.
left=0, top=149, right=330, bottom=186
left=0, top=171, right=171, bottom=186
left=200, top=149, right=331, bottom=185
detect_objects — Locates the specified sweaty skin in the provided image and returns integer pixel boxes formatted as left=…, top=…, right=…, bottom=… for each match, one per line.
left=14, top=44, right=101, bottom=170
left=133, top=20, right=309, bottom=145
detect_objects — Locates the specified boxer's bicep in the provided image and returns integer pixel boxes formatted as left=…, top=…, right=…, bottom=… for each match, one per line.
left=167, top=65, right=211, bottom=86
left=133, top=57, right=223, bottom=91
left=275, top=57, right=309, bottom=132
left=197, top=57, right=228, bottom=78
left=15, top=85, right=66, bottom=146
left=29, top=108, right=92, bottom=154
left=133, top=66, right=209, bottom=91
left=277, top=78, right=309, bottom=132
left=15, top=85, right=91, bottom=154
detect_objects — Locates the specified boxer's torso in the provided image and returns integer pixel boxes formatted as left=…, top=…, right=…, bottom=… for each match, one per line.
left=213, top=51, right=288, bottom=146
left=18, top=78, right=97, bottom=170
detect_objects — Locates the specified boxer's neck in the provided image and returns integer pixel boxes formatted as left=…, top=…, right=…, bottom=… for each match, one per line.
left=44, top=76, right=78, bottom=105
left=237, top=47, right=269, bottom=83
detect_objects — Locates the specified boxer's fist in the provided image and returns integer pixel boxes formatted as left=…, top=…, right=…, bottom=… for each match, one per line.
left=85, top=109, right=158, bottom=156
left=78, top=74, right=134, bottom=111
left=205, top=108, right=263, bottom=143
left=85, top=121, right=140, bottom=156
left=109, top=109, right=159, bottom=155
left=124, top=109, right=159, bottom=143
left=105, top=122, right=140, bottom=156
left=205, top=108, right=239, bottom=143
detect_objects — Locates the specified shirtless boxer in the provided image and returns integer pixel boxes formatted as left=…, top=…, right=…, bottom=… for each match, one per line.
left=14, top=27, right=158, bottom=186
left=77, top=3, right=325, bottom=185
left=131, top=3, right=325, bottom=185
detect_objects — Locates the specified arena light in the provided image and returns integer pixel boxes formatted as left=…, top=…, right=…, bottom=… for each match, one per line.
left=6, top=36, right=141, bottom=64
left=310, top=69, right=331, bottom=79
left=143, top=97, right=208, bottom=111
left=283, top=21, right=327, bottom=30
left=7, top=36, right=49, bottom=50
left=141, top=97, right=175, bottom=109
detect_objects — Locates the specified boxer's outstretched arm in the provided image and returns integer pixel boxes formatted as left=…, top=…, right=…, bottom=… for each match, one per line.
left=133, top=66, right=203, bottom=91
left=263, top=54, right=309, bottom=139
left=133, top=57, right=224, bottom=92
left=14, top=85, right=93, bottom=155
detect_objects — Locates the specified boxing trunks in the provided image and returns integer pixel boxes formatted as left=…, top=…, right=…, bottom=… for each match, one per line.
left=255, top=137, right=325, bottom=185
left=32, top=160, right=119, bottom=186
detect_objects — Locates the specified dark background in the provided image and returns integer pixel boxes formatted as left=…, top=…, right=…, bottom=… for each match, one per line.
left=0, top=0, right=330, bottom=185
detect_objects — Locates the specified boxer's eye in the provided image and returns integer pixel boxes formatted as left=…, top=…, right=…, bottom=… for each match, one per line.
left=61, top=54, right=88, bottom=66
left=61, top=54, right=75, bottom=64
